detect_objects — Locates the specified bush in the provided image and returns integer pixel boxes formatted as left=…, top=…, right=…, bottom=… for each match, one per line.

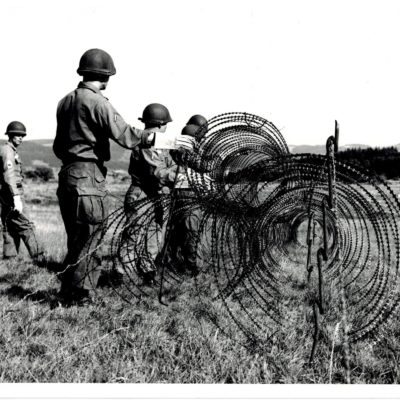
left=24, top=165, right=54, bottom=182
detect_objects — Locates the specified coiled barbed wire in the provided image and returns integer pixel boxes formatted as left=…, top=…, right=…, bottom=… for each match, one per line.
left=82, top=112, right=400, bottom=355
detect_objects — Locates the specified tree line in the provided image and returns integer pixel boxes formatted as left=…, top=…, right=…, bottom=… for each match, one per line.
left=22, top=146, right=400, bottom=183
left=336, top=146, right=400, bottom=180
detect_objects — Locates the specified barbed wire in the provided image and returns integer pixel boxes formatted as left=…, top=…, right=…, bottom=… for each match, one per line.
left=80, top=112, right=400, bottom=367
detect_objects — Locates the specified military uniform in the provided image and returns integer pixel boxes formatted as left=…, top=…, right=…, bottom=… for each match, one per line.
left=167, top=189, right=202, bottom=273
left=0, top=141, right=42, bottom=259
left=54, top=81, right=152, bottom=295
left=124, top=143, right=179, bottom=278
left=168, top=151, right=207, bottom=273
left=167, top=123, right=213, bottom=274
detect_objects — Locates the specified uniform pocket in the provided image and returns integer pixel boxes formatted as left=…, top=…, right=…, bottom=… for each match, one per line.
left=67, top=167, right=90, bottom=188
left=65, top=166, right=107, bottom=196
left=77, top=195, right=107, bottom=225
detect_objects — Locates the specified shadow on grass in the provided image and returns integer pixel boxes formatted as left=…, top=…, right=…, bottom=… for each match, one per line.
left=0, top=273, right=14, bottom=285
left=40, top=259, right=65, bottom=275
left=0, top=285, right=60, bottom=309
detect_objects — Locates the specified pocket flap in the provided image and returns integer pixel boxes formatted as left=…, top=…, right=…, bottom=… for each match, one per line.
left=69, top=168, right=90, bottom=179
left=76, top=187, right=107, bottom=196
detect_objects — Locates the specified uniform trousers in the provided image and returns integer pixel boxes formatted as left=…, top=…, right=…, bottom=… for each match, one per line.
left=57, top=161, right=108, bottom=294
left=124, top=184, right=166, bottom=277
left=0, top=190, right=42, bottom=259
left=167, top=189, right=202, bottom=272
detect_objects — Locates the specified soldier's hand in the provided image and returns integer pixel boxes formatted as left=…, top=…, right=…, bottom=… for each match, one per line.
left=176, top=173, right=186, bottom=182
left=174, top=171, right=189, bottom=189
left=13, top=195, right=23, bottom=213
left=175, top=136, right=194, bottom=151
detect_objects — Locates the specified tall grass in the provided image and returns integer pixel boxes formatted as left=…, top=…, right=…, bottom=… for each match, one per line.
left=0, top=180, right=398, bottom=383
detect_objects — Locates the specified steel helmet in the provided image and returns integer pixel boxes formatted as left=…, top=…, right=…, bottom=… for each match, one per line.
left=139, top=103, right=172, bottom=125
left=5, top=121, right=27, bottom=136
left=181, top=124, right=206, bottom=140
left=77, top=48, right=116, bottom=77
left=187, top=114, right=208, bottom=130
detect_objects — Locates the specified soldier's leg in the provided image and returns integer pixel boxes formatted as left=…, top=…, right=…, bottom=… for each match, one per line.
left=124, top=186, right=160, bottom=282
left=123, top=185, right=145, bottom=269
left=165, top=196, right=186, bottom=272
left=181, top=207, right=202, bottom=273
left=1, top=205, right=18, bottom=258
left=57, top=189, right=80, bottom=291
left=70, top=194, right=107, bottom=293
left=2, top=229, right=19, bottom=258
left=9, top=211, right=43, bottom=260
left=166, top=191, right=199, bottom=273
left=137, top=199, right=164, bottom=283
left=58, top=192, right=106, bottom=295
left=124, top=184, right=143, bottom=217
left=57, top=163, right=108, bottom=298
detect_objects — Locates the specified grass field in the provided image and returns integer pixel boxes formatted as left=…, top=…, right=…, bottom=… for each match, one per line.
left=0, top=180, right=399, bottom=383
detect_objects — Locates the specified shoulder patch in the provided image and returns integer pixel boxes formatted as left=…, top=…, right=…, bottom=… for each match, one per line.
left=6, top=160, right=13, bottom=169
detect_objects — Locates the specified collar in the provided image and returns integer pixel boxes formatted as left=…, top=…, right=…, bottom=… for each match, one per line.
left=6, top=141, right=16, bottom=152
left=78, top=81, right=103, bottom=95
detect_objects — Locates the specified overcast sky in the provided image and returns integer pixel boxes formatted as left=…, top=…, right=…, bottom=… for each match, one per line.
left=1, top=0, right=399, bottom=146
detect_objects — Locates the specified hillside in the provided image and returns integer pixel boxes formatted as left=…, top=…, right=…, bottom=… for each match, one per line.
left=2, top=139, right=398, bottom=171
left=0, top=139, right=132, bottom=171
left=291, top=143, right=371, bottom=154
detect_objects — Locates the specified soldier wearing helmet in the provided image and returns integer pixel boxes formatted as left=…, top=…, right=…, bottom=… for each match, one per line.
left=53, top=48, right=157, bottom=303
left=167, top=118, right=213, bottom=275
left=187, top=114, right=208, bottom=134
left=124, top=103, right=184, bottom=284
left=0, top=122, right=44, bottom=262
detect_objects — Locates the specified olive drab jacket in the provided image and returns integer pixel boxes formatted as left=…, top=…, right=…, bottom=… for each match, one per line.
left=0, top=141, right=24, bottom=198
left=128, top=145, right=178, bottom=196
left=53, top=81, right=151, bottom=165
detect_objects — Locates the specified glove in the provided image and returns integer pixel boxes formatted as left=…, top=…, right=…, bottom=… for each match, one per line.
left=175, top=136, right=195, bottom=151
left=176, top=173, right=186, bottom=182
left=13, top=195, right=23, bottom=213
left=174, top=172, right=189, bottom=189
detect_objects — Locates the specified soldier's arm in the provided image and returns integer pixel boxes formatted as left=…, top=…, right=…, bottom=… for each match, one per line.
left=0, top=146, right=20, bottom=196
left=171, top=148, right=214, bottom=173
left=142, top=150, right=179, bottom=187
left=53, top=100, right=67, bottom=160
left=95, top=100, right=153, bottom=149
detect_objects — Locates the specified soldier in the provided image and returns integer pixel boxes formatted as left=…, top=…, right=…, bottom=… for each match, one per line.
left=187, top=114, right=209, bottom=132
left=168, top=119, right=210, bottom=274
left=53, top=48, right=157, bottom=303
left=124, top=103, right=184, bottom=284
left=0, top=121, right=44, bottom=262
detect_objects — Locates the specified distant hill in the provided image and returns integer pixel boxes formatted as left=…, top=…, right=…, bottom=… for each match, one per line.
left=291, top=144, right=370, bottom=154
left=0, top=139, right=132, bottom=171
left=0, top=139, right=394, bottom=170
left=0, top=139, right=61, bottom=168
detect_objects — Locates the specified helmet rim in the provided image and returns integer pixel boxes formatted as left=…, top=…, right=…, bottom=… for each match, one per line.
left=139, top=103, right=172, bottom=125
left=77, top=48, right=116, bottom=77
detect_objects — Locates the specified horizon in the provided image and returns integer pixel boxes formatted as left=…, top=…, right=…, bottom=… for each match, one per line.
left=14, top=138, right=400, bottom=149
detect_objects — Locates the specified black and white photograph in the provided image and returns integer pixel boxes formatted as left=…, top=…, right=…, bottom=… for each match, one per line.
left=0, top=0, right=399, bottom=398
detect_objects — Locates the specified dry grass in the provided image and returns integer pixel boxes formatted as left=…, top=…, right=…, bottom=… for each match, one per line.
left=0, top=180, right=399, bottom=383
